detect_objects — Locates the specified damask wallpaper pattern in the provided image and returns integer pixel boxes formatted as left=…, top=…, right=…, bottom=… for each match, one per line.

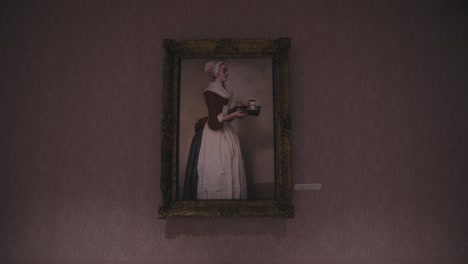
left=1, top=0, right=467, bottom=263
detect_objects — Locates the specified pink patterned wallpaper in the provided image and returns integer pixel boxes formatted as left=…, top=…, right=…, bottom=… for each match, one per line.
left=1, top=0, right=467, bottom=263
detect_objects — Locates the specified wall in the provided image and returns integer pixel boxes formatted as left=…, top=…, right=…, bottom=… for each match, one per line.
left=1, top=0, right=467, bottom=263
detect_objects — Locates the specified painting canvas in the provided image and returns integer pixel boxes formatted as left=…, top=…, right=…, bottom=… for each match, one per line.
left=179, top=59, right=275, bottom=200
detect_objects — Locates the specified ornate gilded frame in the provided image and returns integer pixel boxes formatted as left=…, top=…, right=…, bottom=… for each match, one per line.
left=159, top=38, right=293, bottom=218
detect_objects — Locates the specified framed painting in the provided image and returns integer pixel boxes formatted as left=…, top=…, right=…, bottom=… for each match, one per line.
left=159, top=38, right=293, bottom=218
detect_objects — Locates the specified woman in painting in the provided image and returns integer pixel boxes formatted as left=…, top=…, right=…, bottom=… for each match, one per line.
left=183, top=61, right=248, bottom=200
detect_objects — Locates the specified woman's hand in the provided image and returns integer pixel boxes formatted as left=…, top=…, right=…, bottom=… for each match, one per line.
left=222, top=110, right=247, bottom=122
left=232, top=110, right=248, bottom=119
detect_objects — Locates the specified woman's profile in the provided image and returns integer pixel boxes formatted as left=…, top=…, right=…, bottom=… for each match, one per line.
left=183, top=61, right=248, bottom=200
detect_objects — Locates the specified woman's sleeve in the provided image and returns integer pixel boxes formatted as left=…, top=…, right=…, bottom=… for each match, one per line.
left=204, top=91, right=225, bottom=130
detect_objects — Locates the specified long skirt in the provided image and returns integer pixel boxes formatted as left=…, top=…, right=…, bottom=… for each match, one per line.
left=182, top=126, right=203, bottom=201
left=197, top=122, right=247, bottom=199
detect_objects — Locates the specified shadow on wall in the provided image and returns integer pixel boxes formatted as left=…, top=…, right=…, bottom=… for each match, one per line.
left=164, top=217, right=287, bottom=239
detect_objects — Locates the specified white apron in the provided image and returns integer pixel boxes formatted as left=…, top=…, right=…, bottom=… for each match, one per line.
left=197, top=82, right=247, bottom=199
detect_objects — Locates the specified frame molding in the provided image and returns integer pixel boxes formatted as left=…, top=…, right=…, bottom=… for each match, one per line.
left=159, top=38, right=293, bottom=218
